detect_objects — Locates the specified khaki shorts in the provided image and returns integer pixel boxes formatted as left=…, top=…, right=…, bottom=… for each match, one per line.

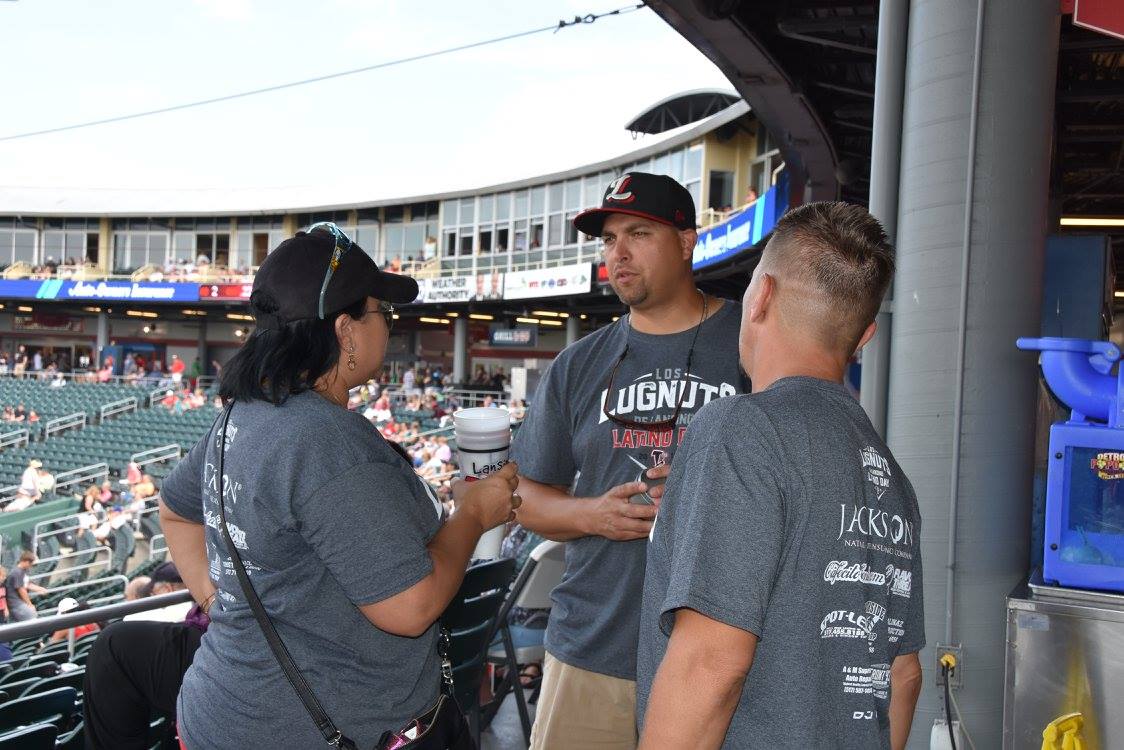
left=529, top=652, right=637, bottom=750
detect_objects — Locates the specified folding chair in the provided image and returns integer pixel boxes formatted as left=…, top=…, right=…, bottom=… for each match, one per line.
left=440, top=557, right=516, bottom=748
left=484, top=541, right=565, bottom=745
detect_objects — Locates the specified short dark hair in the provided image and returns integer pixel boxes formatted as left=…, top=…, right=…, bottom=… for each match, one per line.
left=19, top=551, right=36, bottom=564
left=762, top=201, right=895, bottom=351
left=219, top=292, right=366, bottom=405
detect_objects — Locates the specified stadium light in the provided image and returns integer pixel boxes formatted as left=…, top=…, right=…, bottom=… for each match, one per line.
left=1115, top=291, right=1124, bottom=299
left=83, top=306, right=101, bottom=313
left=446, top=312, right=459, bottom=317
left=226, top=313, right=254, bottom=321
left=532, top=310, right=564, bottom=317
left=419, top=317, right=450, bottom=324
left=1060, top=217, right=1124, bottom=227
left=516, top=317, right=541, bottom=325
left=17, top=306, right=32, bottom=313
left=182, top=309, right=206, bottom=316
left=538, top=319, right=563, bottom=327
left=580, top=314, right=587, bottom=319
left=469, top=313, right=495, bottom=321
left=126, top=310, right=158, bottom=318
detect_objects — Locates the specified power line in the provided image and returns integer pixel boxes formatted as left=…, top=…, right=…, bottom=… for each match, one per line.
left=0, top=4, right=644, bottom=143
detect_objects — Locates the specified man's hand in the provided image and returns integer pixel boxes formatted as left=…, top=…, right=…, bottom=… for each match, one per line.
left=645, top=463, right=671, bottom=502
left=584, top=481, right=659, bottom=540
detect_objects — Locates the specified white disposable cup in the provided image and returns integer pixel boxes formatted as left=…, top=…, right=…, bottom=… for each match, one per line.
left=453, top=407, right=511, bottom=559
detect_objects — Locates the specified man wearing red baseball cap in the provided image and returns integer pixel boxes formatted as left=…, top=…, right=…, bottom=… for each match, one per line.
left=511, top=172, right=749, bottom=748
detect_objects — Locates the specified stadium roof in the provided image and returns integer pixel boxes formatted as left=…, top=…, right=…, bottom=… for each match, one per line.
left=0, top=98, right=749, bottom=218
left=625, top=89, right=742, bottom=134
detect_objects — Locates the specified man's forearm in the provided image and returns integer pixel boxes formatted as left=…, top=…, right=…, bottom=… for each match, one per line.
left=639, top=646, right=746, bottom=749
left=889, top=662, right=923, bottom=750
left=515, top=477, right=589, bottom=541
left=19, top=587, right=33, bottom=607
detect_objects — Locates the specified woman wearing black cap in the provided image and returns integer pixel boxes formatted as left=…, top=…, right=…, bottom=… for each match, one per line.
left=157, top=225, right=520, bottom=750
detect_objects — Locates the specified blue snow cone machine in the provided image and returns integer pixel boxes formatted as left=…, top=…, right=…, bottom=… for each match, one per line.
left=1018, top=337, right=1124, bottom=593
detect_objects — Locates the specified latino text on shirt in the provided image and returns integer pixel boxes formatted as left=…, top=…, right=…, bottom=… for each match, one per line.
left=636, top=378, right=925, bottom=749
left=510, top=300, right=747, bottom=680
left=160, top=391, right=445, bottom=750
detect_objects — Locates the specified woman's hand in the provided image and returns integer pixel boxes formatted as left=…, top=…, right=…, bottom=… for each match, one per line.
left=455, top=461, right=520, bottom=531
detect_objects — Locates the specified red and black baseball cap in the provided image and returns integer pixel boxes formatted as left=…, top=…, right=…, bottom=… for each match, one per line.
left=251, top=227, right=418, bottom=329
left=573, top=172, right=697, bottom=237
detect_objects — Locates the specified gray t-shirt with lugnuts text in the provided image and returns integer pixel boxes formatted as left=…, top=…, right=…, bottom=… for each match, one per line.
left=511, top=300, right=747, bottom=680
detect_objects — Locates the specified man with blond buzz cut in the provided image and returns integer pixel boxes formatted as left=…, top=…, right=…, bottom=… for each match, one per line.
left=511, top=172, right=748, bottom=749
left=637, top=202, right=925, bottom=750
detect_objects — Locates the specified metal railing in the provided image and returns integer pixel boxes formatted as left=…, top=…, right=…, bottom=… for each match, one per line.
left=130, top=444, right=181, bottom=468
left=53, top=462, right=109, bottom=496
left=28, top=547, right=113, bottom=587
left=0, top=589, right=193, bottom=642
left=445, top=389, right=509, bottom=408
left=44, top=411, right=87, bottom=439
left=99, top=396, right=138, bottom=422
left=0, top=427, right=30, bottom=451
left=149, top=534, right=168, bottom=559
left=30, top=574, right=131, bottom=616
left=32, top=509, right=107, bottom=550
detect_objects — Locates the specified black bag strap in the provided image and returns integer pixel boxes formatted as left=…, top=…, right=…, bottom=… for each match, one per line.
left=214, top=403, right=358, bottom=750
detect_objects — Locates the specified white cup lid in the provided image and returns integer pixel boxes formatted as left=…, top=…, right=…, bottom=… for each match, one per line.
left=453, top=407, right=511, bottom=434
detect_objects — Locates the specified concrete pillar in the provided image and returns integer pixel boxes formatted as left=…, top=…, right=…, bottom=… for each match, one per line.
left=97, top=218, right=112, bottom=274
left=566, top=315, right=580, bottom=347
left=96, top=313, right=109, bottom=362
left=887, top=1, right=1058, bottom=746
left=453, top=317, right=468, bottom=385
left=859, top=0, right=908, bottom=439
left=197, top=318, right=208, bottom=376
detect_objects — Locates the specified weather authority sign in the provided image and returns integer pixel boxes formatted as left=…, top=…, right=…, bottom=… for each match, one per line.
left=0, top=279, right=200, bottom=303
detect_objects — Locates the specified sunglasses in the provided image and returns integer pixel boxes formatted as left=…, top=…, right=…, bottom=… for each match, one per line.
left=601, top=344, right=696, bottom=432
left=308, top=221, right=357, bottom=320
left=368, top=301, right=395, bottom=332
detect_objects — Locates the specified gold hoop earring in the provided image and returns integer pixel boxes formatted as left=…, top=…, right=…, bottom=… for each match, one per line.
left=347, top=344, right=357, bottom=371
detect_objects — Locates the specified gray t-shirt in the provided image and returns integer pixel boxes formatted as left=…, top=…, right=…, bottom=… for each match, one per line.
left=637, top=378, right=925, bottom=749
left=4, top=566, right=26, bottom=604
left=161, top=391, right=444, bottom=750
left=511, top=300, right=746, bottom=680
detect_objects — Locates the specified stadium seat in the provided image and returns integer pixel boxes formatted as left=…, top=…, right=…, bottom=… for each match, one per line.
left=0, top=665, right=58, bottom=689
left=53, top=723, right=82, bottom=750
left=0, top=723, right=56, bottom=750
left=0, top=687, right=77, bottom=734
left=18, top=669, right=85, bottom=699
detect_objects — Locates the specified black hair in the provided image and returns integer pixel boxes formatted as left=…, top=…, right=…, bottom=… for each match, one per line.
left=219, top=292, right=367, bottom=405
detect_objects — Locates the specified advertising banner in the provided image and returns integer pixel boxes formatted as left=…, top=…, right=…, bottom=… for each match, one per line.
left=490, top=328, right=538, bottom=347
left=415, top=272, right=506, bottom=304
left=691, top=175, right=789, bottom=271
left=0, top=279, right=199, bottom=303
left=504, top=263, right=592, bottom=300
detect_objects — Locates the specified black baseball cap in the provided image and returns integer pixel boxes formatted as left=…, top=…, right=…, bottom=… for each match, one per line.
left=252, top=228, right=418, bottom=329
left=573, top=172, right=697, bottom=237
left=141, top=561, right=183, bottom=596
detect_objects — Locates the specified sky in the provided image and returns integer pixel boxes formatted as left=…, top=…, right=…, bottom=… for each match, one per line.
left=0, top=0, right=732, bottom=211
